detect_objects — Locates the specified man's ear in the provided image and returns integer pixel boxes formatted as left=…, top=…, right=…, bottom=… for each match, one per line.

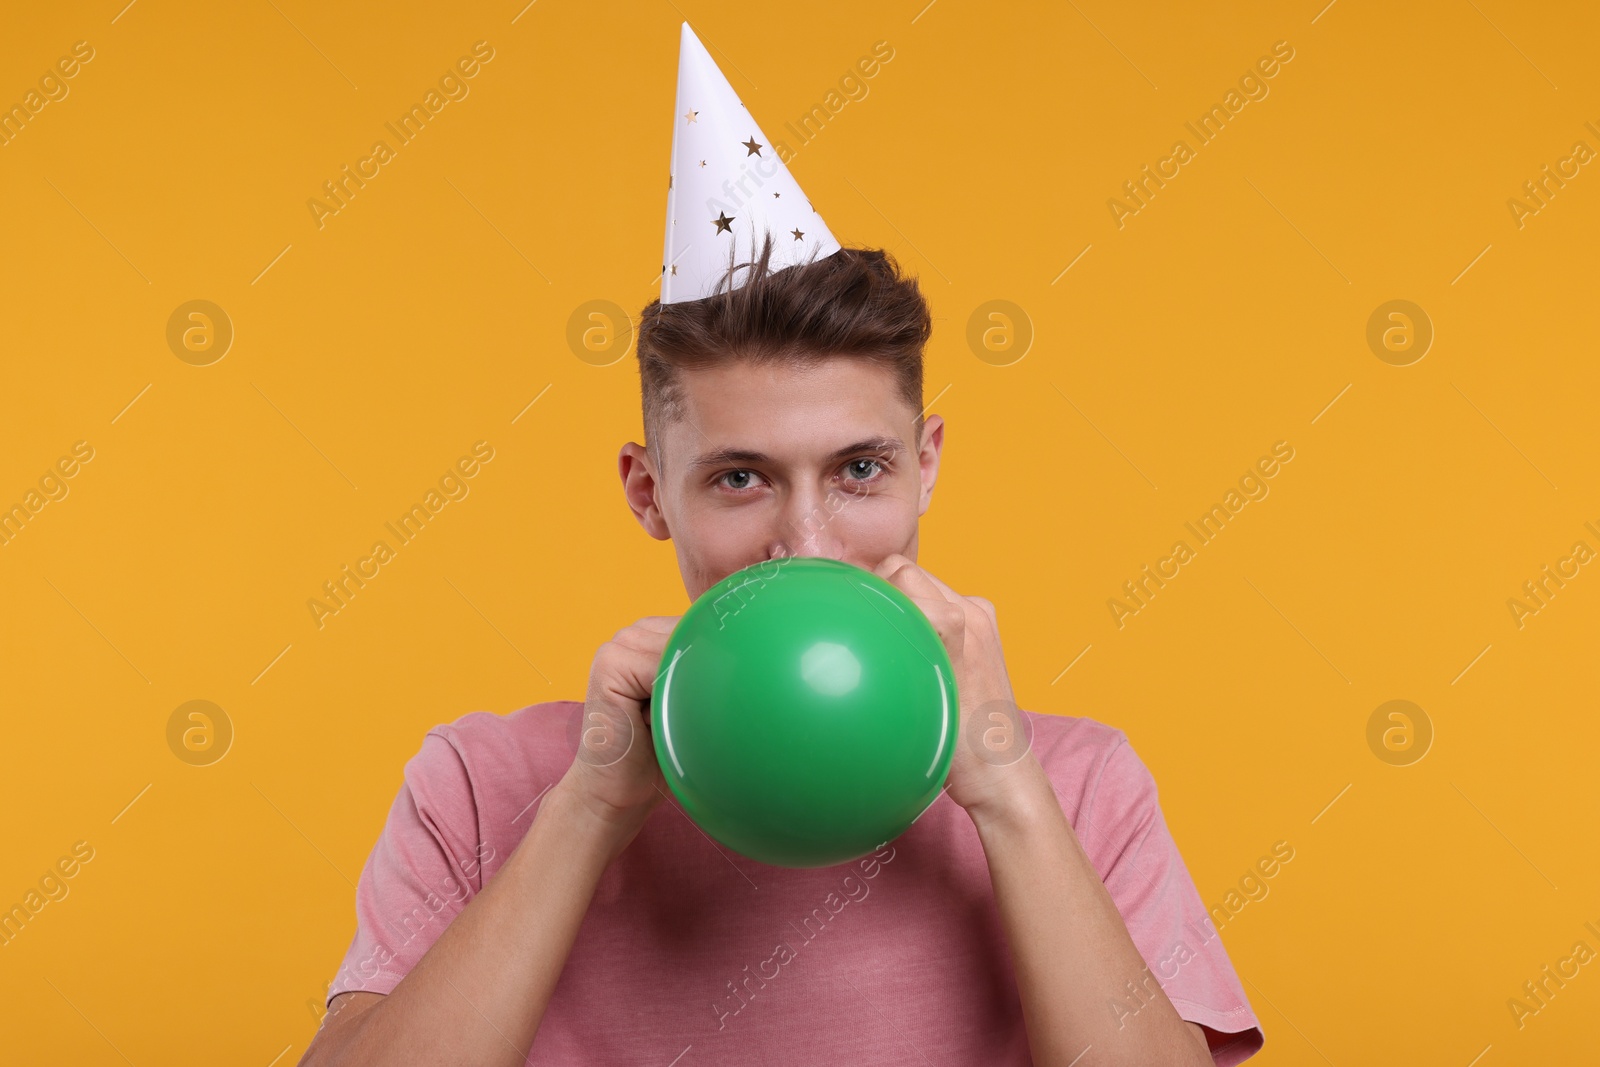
left=916, top=414, right=944, bottom=517
left=618, top=442, right=671, bottom=540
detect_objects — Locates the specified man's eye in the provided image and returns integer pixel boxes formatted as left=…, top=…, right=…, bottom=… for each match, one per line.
left=845, top=458, right=884, bottom=480
left=719, top=470, right=762, bottom=491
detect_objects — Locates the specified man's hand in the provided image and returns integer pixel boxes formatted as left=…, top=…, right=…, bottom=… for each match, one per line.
left=872, top=554, right=1037, bottom=816
left=874, top=555, right=1215, bottom=1066
left=563, top=616, right=681, bottom=835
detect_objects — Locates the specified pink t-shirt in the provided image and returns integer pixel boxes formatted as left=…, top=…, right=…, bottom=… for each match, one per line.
left=327, top=703, right=1264, bottom=1064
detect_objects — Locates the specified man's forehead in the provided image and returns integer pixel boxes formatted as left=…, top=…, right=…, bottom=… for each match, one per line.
left=680, top=355, right=898, bottom=407
left=659, top=358, right=918, bottom=469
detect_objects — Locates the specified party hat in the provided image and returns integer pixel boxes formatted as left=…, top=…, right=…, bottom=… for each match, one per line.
left=660, top=22, right=841, bottom=304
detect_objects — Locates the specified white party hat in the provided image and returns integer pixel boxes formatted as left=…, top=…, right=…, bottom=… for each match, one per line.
left=660, top=22, right=842, bottom=304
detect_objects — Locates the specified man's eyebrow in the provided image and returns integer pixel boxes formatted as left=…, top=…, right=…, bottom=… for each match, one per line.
left=687, top=435, right=907, bottom=472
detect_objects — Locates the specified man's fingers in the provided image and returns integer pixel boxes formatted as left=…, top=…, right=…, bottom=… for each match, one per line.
left=874, top=555, right=967, bottom=651
left=615, top=615, right=680, bottom=641
left=875, top=555, right=995, bottom=627
left=595, top=626, right=678, bottom=703
left=968, top=595, right=998, bottom=625
left=874, top=554, right=959, bottom=606
left=608, top=615, right=682, bottom=655
left=913, top=567, right=964, bottom=605
left=899, top=592, right=966, bottom=661
left=611, top=628, right=669, bottom=658
left=872, top=552, right=913, bottom=580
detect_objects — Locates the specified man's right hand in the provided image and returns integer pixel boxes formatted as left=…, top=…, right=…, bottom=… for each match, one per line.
left=562, top=615, right=681, bottom=836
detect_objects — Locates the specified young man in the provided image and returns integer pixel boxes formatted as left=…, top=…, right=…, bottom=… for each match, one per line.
left=301, top=23, right=1264, bottom=1067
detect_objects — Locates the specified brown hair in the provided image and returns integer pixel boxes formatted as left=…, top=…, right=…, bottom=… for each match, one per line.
left=636, top=232, right=932, bottom=471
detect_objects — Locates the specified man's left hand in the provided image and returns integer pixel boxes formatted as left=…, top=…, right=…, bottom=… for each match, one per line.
left=872, top=554, right=1040, bottom=816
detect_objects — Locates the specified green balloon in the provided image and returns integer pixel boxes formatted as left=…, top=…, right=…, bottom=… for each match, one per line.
left=651, top=556, right=958, bottom=869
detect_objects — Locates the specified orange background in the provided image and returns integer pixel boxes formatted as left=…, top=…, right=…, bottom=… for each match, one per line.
left=2, top=1, right=1597, bottom=1063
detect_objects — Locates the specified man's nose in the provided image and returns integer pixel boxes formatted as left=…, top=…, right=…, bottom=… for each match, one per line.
left=769, top=486, right=847, bottom=561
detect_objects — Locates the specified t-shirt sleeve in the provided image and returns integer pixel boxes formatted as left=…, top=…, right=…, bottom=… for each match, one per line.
left=1079, top=735, right=1265, bottom=1066
left=325, top=728, right=488, bottom=1006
